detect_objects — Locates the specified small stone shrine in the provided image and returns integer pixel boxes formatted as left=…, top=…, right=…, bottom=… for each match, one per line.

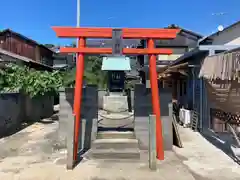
left=100, top=56, right=133, bottom=129
left=91, top=55, right=140, bottom=159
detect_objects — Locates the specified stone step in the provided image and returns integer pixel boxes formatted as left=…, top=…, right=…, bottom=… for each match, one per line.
left=90, top=148, right=140, bottom=159
left=97, top=131, right=135, bottom=139
left=92, top=139, right=139, bottom=149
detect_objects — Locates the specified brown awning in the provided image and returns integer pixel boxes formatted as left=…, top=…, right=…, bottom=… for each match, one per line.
left=199, top=50, right=240, bottom=80
left=158, top=62, right=188, bottom=79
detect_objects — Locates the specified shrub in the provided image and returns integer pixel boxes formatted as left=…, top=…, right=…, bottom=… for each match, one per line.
left=0, top=63, right=27, bottom=93
left=24, top=69, right=63, bottom=97
left=0, top=63, right=63, bottom=97
left=62, top=56, right=107, bottom=88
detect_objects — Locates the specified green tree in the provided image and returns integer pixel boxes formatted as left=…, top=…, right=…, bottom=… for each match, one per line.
left=62, top=56, right=107, bottom=88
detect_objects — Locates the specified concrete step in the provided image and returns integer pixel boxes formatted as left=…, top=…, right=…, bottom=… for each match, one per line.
left=90, top=148, right=140, bottom=159
left=92, top=139, right=139, bottom=149
left=97, top=131, right=135, bottom=139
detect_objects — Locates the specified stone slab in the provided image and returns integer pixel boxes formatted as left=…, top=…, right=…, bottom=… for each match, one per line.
left=89, top=148, right=141, bottom=159
left=92, top=139, right=139, bottom=149
left=97, top=131, right=135, bottom=139
left=103, top=95, right=128, bottom=113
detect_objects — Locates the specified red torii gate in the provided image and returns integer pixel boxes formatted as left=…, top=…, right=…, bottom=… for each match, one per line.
left=52, top=27, right=179, bottom=161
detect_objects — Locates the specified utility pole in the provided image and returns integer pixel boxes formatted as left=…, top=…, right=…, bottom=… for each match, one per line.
left=77, top=0, right=80, bottom=27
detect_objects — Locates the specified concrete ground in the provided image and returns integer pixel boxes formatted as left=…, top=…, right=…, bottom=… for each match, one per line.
left=0, top=118, right=196, bottom=180
left=0, top=119, right=239, bottom=180
left=174, top=125, right=240, bottom=180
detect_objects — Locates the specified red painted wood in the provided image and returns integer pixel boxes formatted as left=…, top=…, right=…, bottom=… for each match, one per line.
left=122, top=28, right=179, bottom=39
left=52, top=27, right=180, bottom=39
left=123, top=48, right=172, bottom=55
left=73, top=38, right=86, bottom=161
left=52, top=27, right=113, bottom=38
left=60, top=47, right=173, bottom=55
left=60, top=47, right=112, bottom=54
left=148, top=38, right=164, bottom=160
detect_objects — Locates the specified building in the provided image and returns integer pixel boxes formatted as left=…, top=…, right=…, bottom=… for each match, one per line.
left=137, top=24, right=203, bottom=85
left=200, top=21, right=240, bottom=46
left=0, top=29, right=54, bottom=67
left=164, top=20, right=240, bottom=132
left=49, top=46, right=75, bottom=70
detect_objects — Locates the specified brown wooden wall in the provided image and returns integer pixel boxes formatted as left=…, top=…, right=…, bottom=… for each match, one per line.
left=0, top=31, right=53, bottom=66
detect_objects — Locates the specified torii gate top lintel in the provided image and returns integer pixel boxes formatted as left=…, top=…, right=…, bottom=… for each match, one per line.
left=52, top=26, right=179, bottom=162
left=52, top=26, right=179, bottom=39
left=52, top=27, right=180, bottom=55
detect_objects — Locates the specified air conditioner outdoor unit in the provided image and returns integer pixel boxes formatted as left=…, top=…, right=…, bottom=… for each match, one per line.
left=179, top=108, right=191, bottom=127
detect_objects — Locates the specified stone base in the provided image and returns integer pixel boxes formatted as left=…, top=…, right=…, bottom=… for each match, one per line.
left=98, top=111, right=134, bottom=129
left=103, top=95, right=128, bottom=113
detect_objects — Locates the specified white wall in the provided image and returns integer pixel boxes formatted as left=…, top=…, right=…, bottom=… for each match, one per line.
left=157, top=48, right=187, bottom=61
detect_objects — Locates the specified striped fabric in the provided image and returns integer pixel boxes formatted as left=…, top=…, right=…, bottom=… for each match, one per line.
left=199, top=51, right=240, bottom=80
left=205, top=80, right=240, bottom=115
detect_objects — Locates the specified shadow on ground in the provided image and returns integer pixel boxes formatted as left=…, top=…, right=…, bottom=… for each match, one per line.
left=1, top=112, right=59, bottom=139
left=200, top=130, right=240, bottom=164
left=1, top=121, right=35, bottom=139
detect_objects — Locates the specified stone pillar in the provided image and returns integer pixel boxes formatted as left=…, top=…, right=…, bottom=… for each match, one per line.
left=161, top=103, right=173, bottom=150
left=58, top=88, right=74, bottom=148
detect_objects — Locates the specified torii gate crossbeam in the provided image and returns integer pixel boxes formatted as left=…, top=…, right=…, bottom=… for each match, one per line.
left=53, top=27, right=179, bottom=162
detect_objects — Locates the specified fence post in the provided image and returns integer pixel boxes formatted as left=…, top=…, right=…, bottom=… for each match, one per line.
left=149, top=114, right=157, bottom=170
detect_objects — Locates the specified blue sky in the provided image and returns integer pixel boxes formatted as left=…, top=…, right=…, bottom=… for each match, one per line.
left=1, top=0, right=240, bottom=45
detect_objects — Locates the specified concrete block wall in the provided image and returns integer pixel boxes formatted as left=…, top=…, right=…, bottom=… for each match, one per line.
left=134, top=84, right=173, bottom=151
left=0, top=93, right=22, bottom=137
left=58, top=86, right=98, bottom=149
left=41, top=95, right=54, bottom=119
left=134, top=84, right=172, bottom=116
left=0, top=92, right=54, bottom=137
left=24, top=94, right=54, bottom=122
